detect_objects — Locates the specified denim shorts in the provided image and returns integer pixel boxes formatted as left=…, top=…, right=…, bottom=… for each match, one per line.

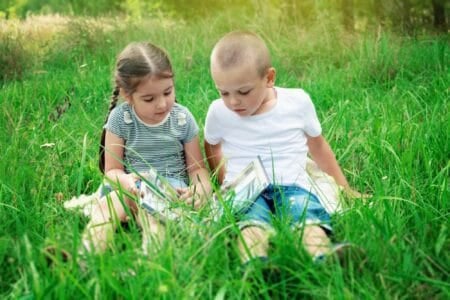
left=240, top=184, right=332, bottom=231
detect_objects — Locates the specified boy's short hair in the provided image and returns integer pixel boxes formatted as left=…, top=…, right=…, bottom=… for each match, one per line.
left=211, top=31, right=271, bottom=77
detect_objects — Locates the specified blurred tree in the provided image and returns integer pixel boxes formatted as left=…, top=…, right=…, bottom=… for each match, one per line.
left=0, top=0, right=446, bottom=33
left=162, top=0, right=252, bottom=19
left=341, top=0, right=354, bottom=31
left=286, top=0, right=316, bottom=25
left=432, top=0, right=447, bottom=30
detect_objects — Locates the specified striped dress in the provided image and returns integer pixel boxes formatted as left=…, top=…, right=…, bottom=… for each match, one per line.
left=105, top=102, right=199, bottom=183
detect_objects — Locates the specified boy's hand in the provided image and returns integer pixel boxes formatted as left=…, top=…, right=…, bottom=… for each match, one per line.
left=342, top=186, right=372, bottom=199
left=339, top=186, right=372, bottom=209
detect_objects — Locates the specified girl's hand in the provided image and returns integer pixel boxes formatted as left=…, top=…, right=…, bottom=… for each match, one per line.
left=177, top=187, right=204, bottom=209
left=120, top=173, right=140, bottom=196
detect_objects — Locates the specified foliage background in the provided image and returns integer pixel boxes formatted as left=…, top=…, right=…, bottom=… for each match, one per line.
left=0, top=0, right=448, bottom=299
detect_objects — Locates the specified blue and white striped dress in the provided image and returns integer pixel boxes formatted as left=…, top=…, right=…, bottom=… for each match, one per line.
left=105, top=102, right=199, bottom=184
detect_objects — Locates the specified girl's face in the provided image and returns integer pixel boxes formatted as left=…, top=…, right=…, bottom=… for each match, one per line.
left=126, top=76, right=175, bottom=124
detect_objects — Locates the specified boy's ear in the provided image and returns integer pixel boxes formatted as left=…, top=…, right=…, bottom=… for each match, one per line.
left=266, top=67, right=276, bottom=87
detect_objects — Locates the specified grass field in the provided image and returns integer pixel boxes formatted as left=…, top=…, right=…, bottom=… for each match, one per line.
left=0, top=12, right=448, bottom=299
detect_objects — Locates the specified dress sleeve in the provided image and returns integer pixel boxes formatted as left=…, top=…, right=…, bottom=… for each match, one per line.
left=180, top=107, right=199, bottom=143
left=104, top=104, right=131, bottom=140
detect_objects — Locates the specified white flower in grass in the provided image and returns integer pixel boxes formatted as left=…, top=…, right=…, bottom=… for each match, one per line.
left=40, top=143, right=55, bottom=148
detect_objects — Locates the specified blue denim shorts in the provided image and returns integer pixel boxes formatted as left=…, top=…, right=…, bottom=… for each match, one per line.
left=240, top=184, right=332, bottom=231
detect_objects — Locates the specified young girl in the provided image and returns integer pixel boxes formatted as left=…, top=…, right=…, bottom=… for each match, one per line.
left=81, top=42, right=210, bottom=255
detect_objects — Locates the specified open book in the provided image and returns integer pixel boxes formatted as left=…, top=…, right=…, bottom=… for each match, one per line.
left=213, top=156, right=270, bottom=216
left=138, top=168, right=185, bottom=223
left=64, top=157, right=344, bottom=220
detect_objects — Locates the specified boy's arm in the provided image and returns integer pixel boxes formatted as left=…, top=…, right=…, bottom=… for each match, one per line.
left=307, top=134, right=369, bottom=198
left=204, top=141, right=225, bottom=185
left=306, top=134, right=350, bottom=188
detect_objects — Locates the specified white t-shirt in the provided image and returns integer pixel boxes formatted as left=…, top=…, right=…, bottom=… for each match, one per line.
left=204, top=87, right=322, bottom=189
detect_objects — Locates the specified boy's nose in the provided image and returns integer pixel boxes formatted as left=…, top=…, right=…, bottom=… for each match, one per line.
left=230, top=96, right=241, bottom=106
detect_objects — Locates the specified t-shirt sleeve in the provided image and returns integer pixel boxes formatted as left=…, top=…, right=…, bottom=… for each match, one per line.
left=180, top=107, right=199, bottom=143
left=203, top=101, right=222, bottom=145
left=104, top=104, right=129, bottom=139
left=300, top=91, right=322, bottom=137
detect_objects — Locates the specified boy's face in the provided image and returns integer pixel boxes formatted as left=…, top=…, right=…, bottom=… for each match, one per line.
left=211, top=61, right=275, bottom=117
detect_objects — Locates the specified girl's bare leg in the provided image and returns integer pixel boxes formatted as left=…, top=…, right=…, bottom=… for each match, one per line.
left=238, top=226, right=270, bottom=263
left=81, top=192, right=133, bottom=253
left=137, top=209, right=165, bottom=256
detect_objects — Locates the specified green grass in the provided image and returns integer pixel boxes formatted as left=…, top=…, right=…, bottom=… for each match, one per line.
left=0, top=12, right=448, bottom=299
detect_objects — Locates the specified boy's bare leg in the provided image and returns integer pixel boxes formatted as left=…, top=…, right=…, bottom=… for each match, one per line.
left=302, top=224, right=331, bottom=257
left=238, top=226, right=270, bottom=263
left=137, top=209, right=165, bottom=256
left=81, top=192, right=131, bottom=254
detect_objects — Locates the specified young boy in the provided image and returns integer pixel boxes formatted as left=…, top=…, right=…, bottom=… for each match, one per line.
left=204, top=31, right=364, bottom=265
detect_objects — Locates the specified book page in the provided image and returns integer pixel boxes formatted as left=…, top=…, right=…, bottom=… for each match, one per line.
left=139, top=168, right=181, bottom=221
left=216, top=156, right=270, bottom=214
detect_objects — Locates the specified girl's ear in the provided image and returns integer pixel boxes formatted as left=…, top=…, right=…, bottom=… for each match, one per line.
left=120, top=88, right=133, bottom=103
left=266, top=67, right=276, bottom=88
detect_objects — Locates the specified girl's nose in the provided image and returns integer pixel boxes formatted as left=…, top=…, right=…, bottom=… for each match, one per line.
left=156, top=98, right=167, bottom=109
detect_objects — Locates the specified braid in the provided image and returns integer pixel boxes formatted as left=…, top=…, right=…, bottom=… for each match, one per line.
left=99, top=86, right=120, bottom=173
left=108, top=87, right=120, bottom=117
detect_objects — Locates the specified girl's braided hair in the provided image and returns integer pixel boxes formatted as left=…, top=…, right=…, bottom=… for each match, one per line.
left=99, top=42, right=173, bottom=173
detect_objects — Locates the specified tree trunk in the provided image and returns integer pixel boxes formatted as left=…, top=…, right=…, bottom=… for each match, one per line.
left=432, top=0, right=446, bottom=30
left=373, top=0, right=385, bottom=26
left=341, top=0, right=354, bottom=31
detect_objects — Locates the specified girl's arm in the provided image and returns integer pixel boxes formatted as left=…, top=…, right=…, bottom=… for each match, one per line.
left=183, top=136, right=211, bottom=206
left=204, top=141, right=225, bottom=185
left=104, top=131, right=138, bottom=193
